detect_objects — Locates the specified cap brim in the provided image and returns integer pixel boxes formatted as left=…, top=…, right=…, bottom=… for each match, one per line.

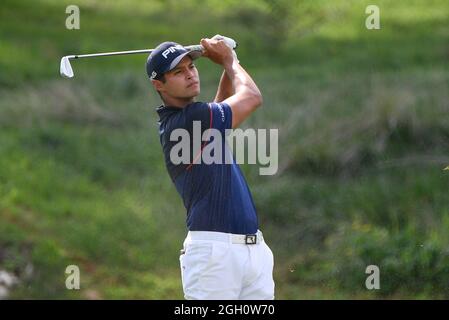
left=168, top=50, right=202, bottom=72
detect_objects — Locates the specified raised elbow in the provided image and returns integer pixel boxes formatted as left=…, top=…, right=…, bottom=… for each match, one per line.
left=251, top=90, right=263, bottom=108
left=256, top=92, right=263, bottom=107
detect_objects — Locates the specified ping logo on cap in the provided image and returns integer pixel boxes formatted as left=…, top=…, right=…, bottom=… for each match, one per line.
left=150, top=71, right=157, bottom=79
left=162, top=45, right=184, bottom=59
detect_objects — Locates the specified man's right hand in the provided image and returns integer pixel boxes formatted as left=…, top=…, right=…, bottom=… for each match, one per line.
left=200, top=38, right=234, bottom=67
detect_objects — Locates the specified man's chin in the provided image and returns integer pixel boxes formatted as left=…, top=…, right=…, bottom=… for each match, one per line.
left=188, top=88, right=200, bottom=97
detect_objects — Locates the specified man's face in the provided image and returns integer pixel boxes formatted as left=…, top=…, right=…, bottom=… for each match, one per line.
left=153, top=56, right=200, bottom=100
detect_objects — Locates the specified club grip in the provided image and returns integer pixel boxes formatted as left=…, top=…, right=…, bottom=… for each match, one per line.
left=185, top=36, right=238, bottom=53
left=185, top=44, right=205, bottom=53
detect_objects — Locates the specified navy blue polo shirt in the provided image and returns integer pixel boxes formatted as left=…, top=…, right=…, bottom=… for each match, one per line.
left=156, top=102, right=259, bottom=235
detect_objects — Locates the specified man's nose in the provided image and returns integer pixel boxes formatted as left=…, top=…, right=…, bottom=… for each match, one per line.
left=186, top=68, right=194, bottom=79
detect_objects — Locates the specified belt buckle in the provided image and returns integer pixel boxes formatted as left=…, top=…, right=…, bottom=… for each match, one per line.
left=245, top=234, right=257, bottom=245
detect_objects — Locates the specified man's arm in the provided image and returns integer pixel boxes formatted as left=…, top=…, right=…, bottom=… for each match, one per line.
left=201, top=38, right=262, bottom=129
left=221, top=59, right=262, bottom=129
left=214, top=70, right=234, bottom=103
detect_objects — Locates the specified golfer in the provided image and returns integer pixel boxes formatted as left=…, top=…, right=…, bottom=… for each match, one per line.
left=146, top=36, right=275, bottom=300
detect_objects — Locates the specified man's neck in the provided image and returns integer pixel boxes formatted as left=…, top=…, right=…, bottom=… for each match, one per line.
left=163, top=96, right=195, bottom=108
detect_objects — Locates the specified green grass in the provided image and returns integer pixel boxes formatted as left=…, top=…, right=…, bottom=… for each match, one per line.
left=1, top=0, right=449, bottom=299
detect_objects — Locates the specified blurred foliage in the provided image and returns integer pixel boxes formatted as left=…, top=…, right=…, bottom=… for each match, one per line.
left=0, top=0, right=448, bottom=299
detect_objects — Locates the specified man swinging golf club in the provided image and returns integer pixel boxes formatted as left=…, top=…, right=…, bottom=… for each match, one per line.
left=147, top=35, right=275, bottom=300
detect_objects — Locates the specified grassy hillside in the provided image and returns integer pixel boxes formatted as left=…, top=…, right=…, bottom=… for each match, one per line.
left=0, top=0, right=448, bottom=299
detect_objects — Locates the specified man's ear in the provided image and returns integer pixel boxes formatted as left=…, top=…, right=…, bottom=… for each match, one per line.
left=151, top=79, right=165, bottom=92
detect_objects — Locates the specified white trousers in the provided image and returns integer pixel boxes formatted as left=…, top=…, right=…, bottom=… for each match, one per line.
left=179, top=230, right=275, bottom=300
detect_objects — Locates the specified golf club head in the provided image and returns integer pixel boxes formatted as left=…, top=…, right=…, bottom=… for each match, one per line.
left=60, top=56, right=74, bottom=78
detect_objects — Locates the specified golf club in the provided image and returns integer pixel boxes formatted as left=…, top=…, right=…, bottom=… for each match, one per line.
left=60, top=36, right=237, bottom=78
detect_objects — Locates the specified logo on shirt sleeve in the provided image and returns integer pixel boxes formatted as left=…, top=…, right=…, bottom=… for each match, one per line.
left=217, top=104, right=225, bottom=123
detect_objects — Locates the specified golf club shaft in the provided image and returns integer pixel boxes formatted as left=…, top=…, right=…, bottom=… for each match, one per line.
left=68, top=45, right=204, bottom=60
left=60, top=36, right=236, bottom=78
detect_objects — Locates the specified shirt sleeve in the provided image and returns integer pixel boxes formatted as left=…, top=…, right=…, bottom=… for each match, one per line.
left=183, top=102, right=233, bottom=135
